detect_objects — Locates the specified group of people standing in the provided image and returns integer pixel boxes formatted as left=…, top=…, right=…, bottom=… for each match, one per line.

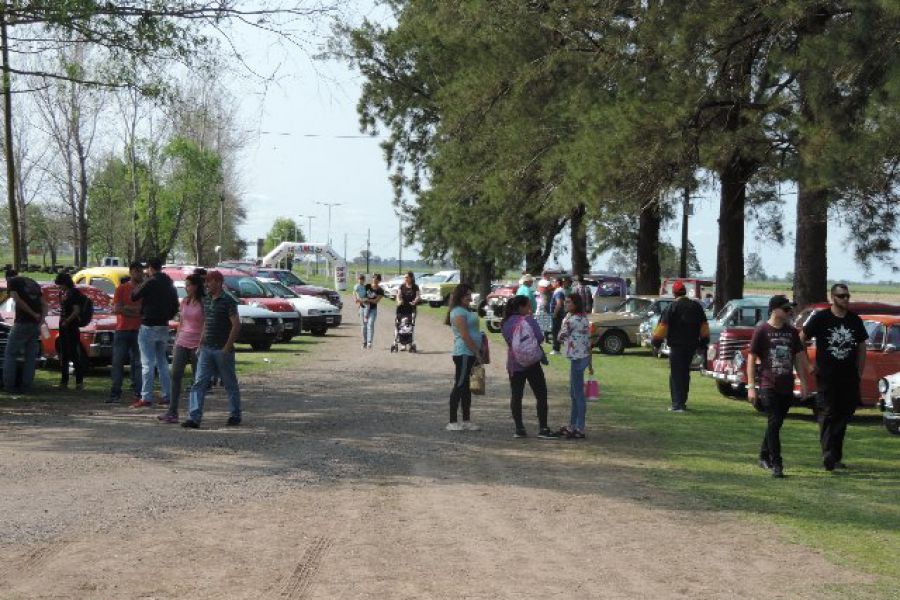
left=2, top=262, right=243, bottom=429
left=446, top=277, right=594, bottom=439
left=353, top=271, right=422, bottom=349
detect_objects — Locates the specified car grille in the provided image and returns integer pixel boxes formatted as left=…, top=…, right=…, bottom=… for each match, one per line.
left=892, top=396, right=900, bottom=413
left=717, top=338, right=750, bottom=361
left=422, top=286, right=439, bottom=295
left=257, top=318, right=277, bottom=326
left=0, top=323, right=9, bottom=363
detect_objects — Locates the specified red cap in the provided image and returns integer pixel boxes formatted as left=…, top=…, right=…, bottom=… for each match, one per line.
left=672, top=281, right=686, bottom=296
left=205, top=270, right=224, bottom=283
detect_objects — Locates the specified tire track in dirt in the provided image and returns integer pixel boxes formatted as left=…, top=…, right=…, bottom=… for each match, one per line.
left=279, top=535, right=334, bottom=599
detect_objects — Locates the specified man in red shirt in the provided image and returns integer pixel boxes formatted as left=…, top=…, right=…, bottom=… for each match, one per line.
left=108, top=262, right=144, bottom=403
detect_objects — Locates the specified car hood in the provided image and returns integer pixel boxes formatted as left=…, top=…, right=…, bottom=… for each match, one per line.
left=238, top=305, right=282, bottom=318
left=589, top=311, right=643, bottom=326
left=288, top=284, right=331, bottom=296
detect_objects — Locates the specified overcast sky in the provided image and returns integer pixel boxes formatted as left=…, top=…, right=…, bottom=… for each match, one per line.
left=229, top=2, right=897, bottom=283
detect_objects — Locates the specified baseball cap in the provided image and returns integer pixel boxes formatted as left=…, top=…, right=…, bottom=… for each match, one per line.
left=672, top=281, right=686, bottom=296
left=768, top=294, right=796, bottom=313
left=205, top=270, right=224, bottom=283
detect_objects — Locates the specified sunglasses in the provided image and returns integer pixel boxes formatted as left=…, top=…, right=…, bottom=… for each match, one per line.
left=833, top=293, right=851, bottom=299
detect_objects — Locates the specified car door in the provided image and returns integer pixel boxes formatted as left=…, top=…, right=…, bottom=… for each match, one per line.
left=89, top=277, right=116, bottom=296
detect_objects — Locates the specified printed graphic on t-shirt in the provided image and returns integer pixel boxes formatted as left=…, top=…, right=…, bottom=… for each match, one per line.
left=770, top=344, right=793, bottom=376
left=825, top=325, right=857, bottom=360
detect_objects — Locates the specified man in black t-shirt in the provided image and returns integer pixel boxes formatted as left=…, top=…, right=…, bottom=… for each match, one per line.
left=363, top=274, right=385, bottom=348
left=801, top=283, right=869, bottom=471
left=747, top=295, right=810, bottom=478
left=55, top=272, right=87, bottom=390
left=3, top=269, right=46, bottom=392
left=651, top=281, right=709, bottom=412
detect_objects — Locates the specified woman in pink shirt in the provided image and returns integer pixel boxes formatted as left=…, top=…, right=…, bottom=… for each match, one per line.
left=159, top=274, right=205, bottom=424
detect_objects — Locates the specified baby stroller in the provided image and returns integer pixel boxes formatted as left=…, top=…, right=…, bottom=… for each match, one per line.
left=390, top=303, right=417, bottom=353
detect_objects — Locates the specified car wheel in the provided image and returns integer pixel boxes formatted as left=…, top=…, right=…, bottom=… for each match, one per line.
left=311, top=327, right=327, bottom=336
left=428, top=301, right=442, bottom=308
left=282, top=334, right=294, bottom=342
left=885, top=419, right=900, bottom=435
left=716, top=381, right=735, bottom=398
left=600, top=331, right=626, bottom=355
left=486, top=321, right=501, bottom=333
left=250, top=342, right=272, bottom=351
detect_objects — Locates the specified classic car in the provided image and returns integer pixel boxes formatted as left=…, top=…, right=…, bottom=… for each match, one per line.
left=1, top=283, right=133, bottom=366
left=705, top=301, right=900, bottom=399
left=590, top=276, right=628, bottom=313
left=72, top=266, right=132, bottom=296
left=173, top=280, right=283, bottom=350
left=587, top=296, right=665, bottom=355
left=164, top=267, right=301, bottom=339
left=237, top=266, right=342, bottom=309
left=483, top=283, right=519, bottom=332
left=381, top=273, right=432, bottom=299
left=259, top=280, right=343, bottom=336
left=419, top=270, right=461, bottom=307
left=877, top=369, right=900, bottom=435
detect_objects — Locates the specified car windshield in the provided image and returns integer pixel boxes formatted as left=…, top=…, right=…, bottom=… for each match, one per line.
left=714, top=303, right=734, bottom=322
left=420, top=273, right=452, bottom=284
left=258, top=270, right=306, bottom=286
left=224, top=276, right=271, bottom=298
left=615, top=298, right=649, bottom=313
left=595, top=281, right=623, bottom=297
left=263, top=281, right=298, bottom=298
left=887, top=326, right=900, bottom=348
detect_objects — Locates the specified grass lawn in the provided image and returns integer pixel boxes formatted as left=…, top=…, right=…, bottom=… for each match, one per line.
left=414, top=302, right=899, bottom=596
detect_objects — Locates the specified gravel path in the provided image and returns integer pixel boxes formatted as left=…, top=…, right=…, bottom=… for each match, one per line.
left=0, top=299, right=868, bottom=599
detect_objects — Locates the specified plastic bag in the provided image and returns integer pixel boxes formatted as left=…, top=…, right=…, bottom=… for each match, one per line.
left=584, top=378, right=600, bottom=400
left=470, top=364, right=486, bottom=395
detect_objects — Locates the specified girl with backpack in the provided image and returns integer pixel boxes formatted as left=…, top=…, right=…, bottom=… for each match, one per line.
left=445, top=284, right=482, bottom=431
left=501, top=295, right=558, bottom=439
left=556, top=294, right=593, bottom=439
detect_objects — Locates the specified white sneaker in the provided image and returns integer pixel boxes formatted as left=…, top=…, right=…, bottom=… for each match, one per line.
left=461, top=421, right=480, bottom=431
left=549, top=350, right=559, bottom=356
left=445, top=422, right=464, bottom=431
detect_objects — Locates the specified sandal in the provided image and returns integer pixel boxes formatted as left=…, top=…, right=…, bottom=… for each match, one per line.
left=558, top=425, right=574, bottom=438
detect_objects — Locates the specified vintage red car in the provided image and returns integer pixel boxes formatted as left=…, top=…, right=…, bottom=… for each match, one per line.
left=1, top=282, right=119, bottom=365
left=704, top=301, right=900, bottom=398
left=712, top=307, right=900, bottom=410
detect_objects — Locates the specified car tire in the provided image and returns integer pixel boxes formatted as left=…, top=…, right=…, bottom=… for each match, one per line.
left=486, top=321, right=501, bottom=333
left=250, top=342, right=272, bottom=351
left=311, top=327, right=327, bottom=336
left=428, top=301, right=442, bottom=308
left=599, top=331, right=626, bottom=355
left=716, top=382, right=735, bottom=398
left=885, top=419, right=900, bottom=435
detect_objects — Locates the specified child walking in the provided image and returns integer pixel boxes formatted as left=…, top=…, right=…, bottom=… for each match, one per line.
left=557, top=294, right=593, bottom=439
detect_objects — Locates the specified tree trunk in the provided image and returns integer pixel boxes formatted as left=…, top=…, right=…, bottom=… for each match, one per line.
left=570, top=203, right=589, bottom=276
left=793, top=184, right=828, bottom=307
left=1, top=15, right=21, bottom=268
left=523, top=216, right=566, bottom=275
left=714, top=154, right=754, bottom=311
left=635, top=200, right=661, bottom=294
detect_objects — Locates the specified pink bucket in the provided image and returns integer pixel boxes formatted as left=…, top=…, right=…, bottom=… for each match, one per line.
left=584, top=378, right=600, bottom=400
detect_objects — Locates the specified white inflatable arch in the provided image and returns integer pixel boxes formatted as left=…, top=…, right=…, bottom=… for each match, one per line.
left=261, top=242, right=347, bottom=291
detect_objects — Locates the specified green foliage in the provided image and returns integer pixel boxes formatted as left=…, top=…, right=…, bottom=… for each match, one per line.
left=264, top=217, right=304, bottom=254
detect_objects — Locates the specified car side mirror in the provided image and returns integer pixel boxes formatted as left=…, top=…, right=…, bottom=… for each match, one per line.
left=647, top=311, right=655, bottom=317
left=885, top=344, right=897, bottom=353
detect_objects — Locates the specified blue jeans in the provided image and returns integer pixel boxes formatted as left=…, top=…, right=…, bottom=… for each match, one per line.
left=359, top=306, right=368, bottom=344
left=364, top=308, right=378, bottom=345
left=569, top=356, right=590, bottom=430
left=3, top=321, right=40, bottom=392
left=188, top=347, right=241, bottom=424
left=138, top=325, right=171, bottom=404
left=110, top=329, right=142, bottom=400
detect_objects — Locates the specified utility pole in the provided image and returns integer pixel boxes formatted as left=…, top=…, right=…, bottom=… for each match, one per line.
left=398, top=213, right=402, bottom=275
left=679, top=187, right=691, bottom=279
left=366, top=228, right=371, bottom=275
left=218, top=194, right=224, bottom=263
left=315, top=201, right=343, bottom=248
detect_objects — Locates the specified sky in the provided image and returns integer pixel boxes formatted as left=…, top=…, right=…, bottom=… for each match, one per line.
left=228, top=3, right=897, bottom=283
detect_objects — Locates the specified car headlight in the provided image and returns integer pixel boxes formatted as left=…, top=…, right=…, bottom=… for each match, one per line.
left=308, top=309, right=321, bottom=316
left=240, top=316, right=255, bottom=325
left=707, top=345, right=717, bottom=361
left=732, top=352, right=745, bottom=369
left=878, top=378, right=890, bottom=395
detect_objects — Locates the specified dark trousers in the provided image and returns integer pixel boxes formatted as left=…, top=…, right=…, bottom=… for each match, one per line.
left=450, top=354, right=475, bottom=423
left=759, top=389, right=792, bottom=468
left=817, top=374, right=860, bottom=467
left=509, top=363, right=549, bottom=431
left=668, top=344, right=695, bottom=409
left=58, top=326, right=85, bottom=386
left=167, top=345, right=198, bottom=416
left=551, top=313, right=564, bottom=352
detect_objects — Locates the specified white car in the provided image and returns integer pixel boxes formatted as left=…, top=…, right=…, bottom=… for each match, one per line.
left=419, top=270, right=461, bottom=307
left=258, top=280, right=343, bottom=336
left=878, top=372, right=900, bottom=435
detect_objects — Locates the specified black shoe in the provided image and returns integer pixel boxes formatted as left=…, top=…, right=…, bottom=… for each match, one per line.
left=513, top=428, right=527, bottom=439
left=226, top=416, right=241, bottom=426
left=668, top=406, right=686, bottom=413
left=537, top=428, right=560, bottom=439
left=758, top=458, right=772, bottom=470
left=105, top=396, right=120, bottom=404
left=771, top=465, right=784, bottom=478
left=834, top=462, right=848, bottom=470
left=823, top=457, right=836, bottom=471
left=181, top=420, right=199, bottom=429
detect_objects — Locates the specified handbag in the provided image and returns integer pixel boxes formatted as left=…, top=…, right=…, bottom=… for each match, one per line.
left=584, top=378, right=600, bottom=400
left=480, top=333, right=491, bottom=365
left=470, top=364, right=486, bottom=395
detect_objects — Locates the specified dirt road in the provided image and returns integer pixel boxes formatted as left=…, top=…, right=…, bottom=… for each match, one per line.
left=0, top=301, right=867, bottom=599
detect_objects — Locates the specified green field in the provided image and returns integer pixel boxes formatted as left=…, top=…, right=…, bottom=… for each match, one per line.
left=412, top=302, right=900, bottom=597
